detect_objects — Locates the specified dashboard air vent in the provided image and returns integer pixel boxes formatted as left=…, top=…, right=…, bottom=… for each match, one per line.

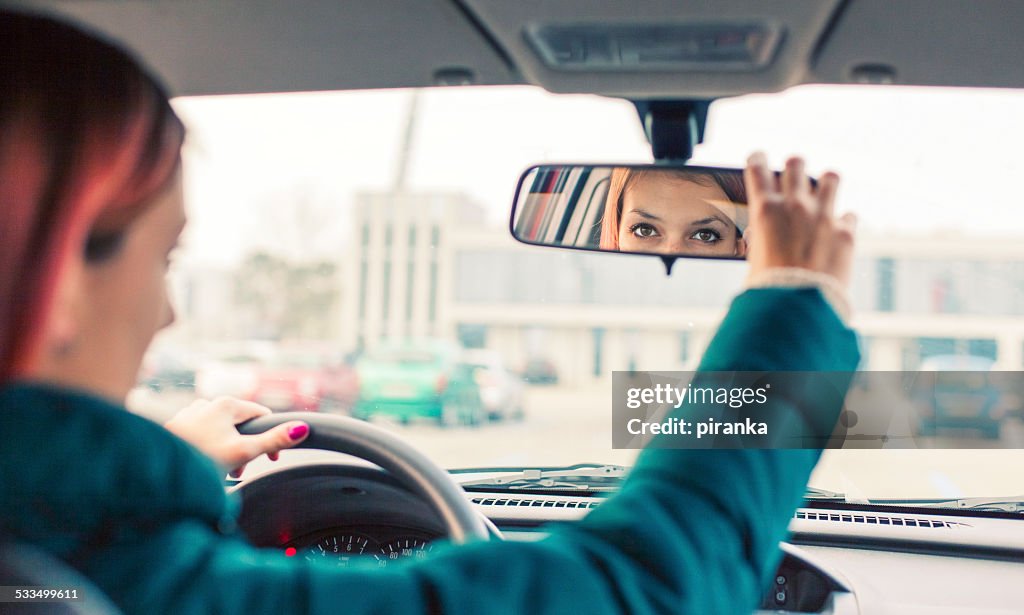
left=795, top=510, right=970, bottom=529
left=470, top=496, right=600, bottom=510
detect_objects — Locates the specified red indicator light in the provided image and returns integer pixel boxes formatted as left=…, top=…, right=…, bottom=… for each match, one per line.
left=285, top=547, right=297, bottom=557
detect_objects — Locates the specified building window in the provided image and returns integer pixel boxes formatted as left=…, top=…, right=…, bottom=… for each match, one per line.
left=428, top=260, right=438, bottom=323
left=405, top=260, right=416, bottom=323
left=968, top=339, right=997, bottom=359
left=877, top=257, right=895, bottom=312
left=916, top=337, right=997, bottom=362
left=381, top=260, right=392, bottom=320
left=457, top=324, right=488, bottom=349
left=592, top=328, right=605, bottom=377
left=678, top=331, right=690, bottom=363
left=406, top=224, right=417, bottom=325
left=358, top=260, right=368, bottom=320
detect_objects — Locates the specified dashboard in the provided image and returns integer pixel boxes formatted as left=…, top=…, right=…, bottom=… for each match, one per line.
left=233, top=461, right=1024, bottom=613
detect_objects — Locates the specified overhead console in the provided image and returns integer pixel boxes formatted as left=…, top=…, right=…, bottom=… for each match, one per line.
left=462, top=0, right=1024, bottom=96
left=459, top=0, right=844, bottom=98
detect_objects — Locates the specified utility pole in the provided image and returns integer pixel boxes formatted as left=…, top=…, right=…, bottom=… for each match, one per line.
left=393, top=90, right=420, bottom=193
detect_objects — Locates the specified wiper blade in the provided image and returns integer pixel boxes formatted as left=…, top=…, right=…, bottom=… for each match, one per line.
left=803, top=486, right=850, bottom=502
left=459, top=474, right=860, bottom=497
left=456, top=464, right=627, bottom=491
left=802, top=491, right=1024, bottom=513
left=905, top=495, right=1024, bottom=513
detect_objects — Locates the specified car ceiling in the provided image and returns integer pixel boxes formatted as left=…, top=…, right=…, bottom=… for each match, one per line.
left=5, top=0, right=1024, bottom=98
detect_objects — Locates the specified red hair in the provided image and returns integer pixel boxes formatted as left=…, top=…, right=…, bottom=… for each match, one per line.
left=0, top=11, right=185, bottom=382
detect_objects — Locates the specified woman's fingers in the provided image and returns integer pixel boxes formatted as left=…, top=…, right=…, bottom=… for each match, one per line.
left=164, top=396, right=308, bottom=473
left=205, top=397, right=272, bottom=423
left=782, top=156, right=814, bottom=214
left=829, top=212, right=858, bottom=286
left=743, top=152, right=855, bottom=285
left=816, top=171, right=840, bottom=218
left=239, top=421, right=310, bottom=463
left=744, top=151, right=774, bottom=209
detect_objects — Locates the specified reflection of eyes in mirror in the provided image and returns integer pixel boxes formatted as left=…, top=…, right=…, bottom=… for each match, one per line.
left=607, top=168, right=747, bottom=258
left=511, top=165, right=750, bottom=260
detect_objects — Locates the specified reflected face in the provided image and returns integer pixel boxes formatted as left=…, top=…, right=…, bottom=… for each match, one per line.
left=618, top=174, right=746, bottom=257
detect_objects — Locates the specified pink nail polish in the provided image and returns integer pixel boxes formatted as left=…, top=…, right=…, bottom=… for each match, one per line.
left=288, top=424, right=309, bottom=440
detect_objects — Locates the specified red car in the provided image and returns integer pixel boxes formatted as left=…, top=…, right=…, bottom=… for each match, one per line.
left=248, top=353, right=358, bottom=413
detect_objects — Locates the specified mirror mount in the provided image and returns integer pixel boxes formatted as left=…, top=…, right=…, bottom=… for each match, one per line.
left=635, top=100, right=711, bottom=163
left=660, top=255, right=677, bottom=277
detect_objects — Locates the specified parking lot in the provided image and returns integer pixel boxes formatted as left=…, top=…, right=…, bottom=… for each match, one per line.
left=128, top=385, right=1024, bottom=500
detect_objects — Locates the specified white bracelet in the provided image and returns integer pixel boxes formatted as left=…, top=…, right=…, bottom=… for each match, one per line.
left=744, top=267, right=852, bottom=324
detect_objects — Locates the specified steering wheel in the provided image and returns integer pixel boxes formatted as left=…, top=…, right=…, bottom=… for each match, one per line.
left=236, top=412, right=490, bottom=544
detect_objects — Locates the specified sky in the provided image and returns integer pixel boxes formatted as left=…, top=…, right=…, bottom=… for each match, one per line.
left=171, top=84, right=1024, bottom=267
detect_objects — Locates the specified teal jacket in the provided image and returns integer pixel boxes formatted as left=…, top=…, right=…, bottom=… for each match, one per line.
left=0, top=288, right=859, bottom=614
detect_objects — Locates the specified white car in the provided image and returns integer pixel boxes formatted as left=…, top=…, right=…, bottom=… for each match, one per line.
left=193, top=354, right=262, bottom=400
left=463, top=349, right=525, bottom=422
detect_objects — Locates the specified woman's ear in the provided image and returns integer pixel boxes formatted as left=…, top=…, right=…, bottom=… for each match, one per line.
left=41, top=259, right=85, bottom=359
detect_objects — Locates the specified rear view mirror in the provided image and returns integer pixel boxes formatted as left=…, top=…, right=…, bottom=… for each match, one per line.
left=511, top=164, right=750, bottom=261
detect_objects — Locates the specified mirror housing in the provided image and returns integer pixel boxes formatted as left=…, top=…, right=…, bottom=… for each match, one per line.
left=511, top=164, right=757, bottom=272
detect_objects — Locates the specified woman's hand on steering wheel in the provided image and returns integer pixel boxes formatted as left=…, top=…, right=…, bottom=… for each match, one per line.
left=164, top=397, right=310, bottom=477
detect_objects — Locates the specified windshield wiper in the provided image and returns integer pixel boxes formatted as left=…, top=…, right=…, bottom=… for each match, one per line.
left=801, top=490, right=1024, bottom=514
left=901, top=496, right=1024, bottom=513
left=457, top=469, right=1022, bottom=513
left=456, top=464, right=627, bottom=491
left=458, top=472, right=863, bottom=498
left=803, top=486, right=851, bottom=502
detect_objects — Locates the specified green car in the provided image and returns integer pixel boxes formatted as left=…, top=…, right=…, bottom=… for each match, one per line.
left=352, top=340, right=484, bottom=427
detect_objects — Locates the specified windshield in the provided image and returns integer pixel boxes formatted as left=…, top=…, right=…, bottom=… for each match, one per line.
left=128, top=84, right=1024, bottom=502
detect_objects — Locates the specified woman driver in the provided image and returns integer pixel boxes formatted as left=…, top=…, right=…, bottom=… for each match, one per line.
left=0, top=11, right=858, bottom=615
left=600, top=167, right=749, bottom=257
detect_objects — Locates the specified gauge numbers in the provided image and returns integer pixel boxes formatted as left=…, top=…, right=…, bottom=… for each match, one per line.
left=296, top=532, right=434, bottom=567
left=305, top=533, right=377, bottom=566
left=378, top=538, right=434, bottom=563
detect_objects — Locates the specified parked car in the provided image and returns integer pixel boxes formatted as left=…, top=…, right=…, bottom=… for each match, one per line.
left=248, top=352, right=359, bottom=413
left=194, top=354, right=262, bottom=400
left=914, top=355, right=1007, bottom=440
left=138, top=348, right=197, bottom=392
left=521, top=358, right=559, bottom=385
left=352, top=340, right=483, bottom=426
left=463, top=350, right=525, bottom=422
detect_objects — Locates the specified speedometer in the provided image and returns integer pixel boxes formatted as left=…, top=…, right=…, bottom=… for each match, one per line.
left=304, top=533, right=378, bottom=566
left=378, top=538, right=434, bottom=563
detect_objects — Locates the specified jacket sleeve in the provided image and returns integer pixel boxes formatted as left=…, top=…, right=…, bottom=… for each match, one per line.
left=81, top=287, right=860, bottom=615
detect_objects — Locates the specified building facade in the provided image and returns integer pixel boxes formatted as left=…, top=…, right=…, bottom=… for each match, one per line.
left=139, top=190, right=1007, bottom=386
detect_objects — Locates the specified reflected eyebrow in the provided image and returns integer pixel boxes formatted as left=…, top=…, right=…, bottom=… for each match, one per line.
left=627, top=208, right=662, bottom=221
left=688, top=216, right=729, bottom=226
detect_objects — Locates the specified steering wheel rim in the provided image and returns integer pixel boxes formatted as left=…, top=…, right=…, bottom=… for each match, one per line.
left=237, top=412, right=489, bottom=544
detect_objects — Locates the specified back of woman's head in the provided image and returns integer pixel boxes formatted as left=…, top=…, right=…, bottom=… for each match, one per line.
left=0, top=10, right=185, bottom=382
